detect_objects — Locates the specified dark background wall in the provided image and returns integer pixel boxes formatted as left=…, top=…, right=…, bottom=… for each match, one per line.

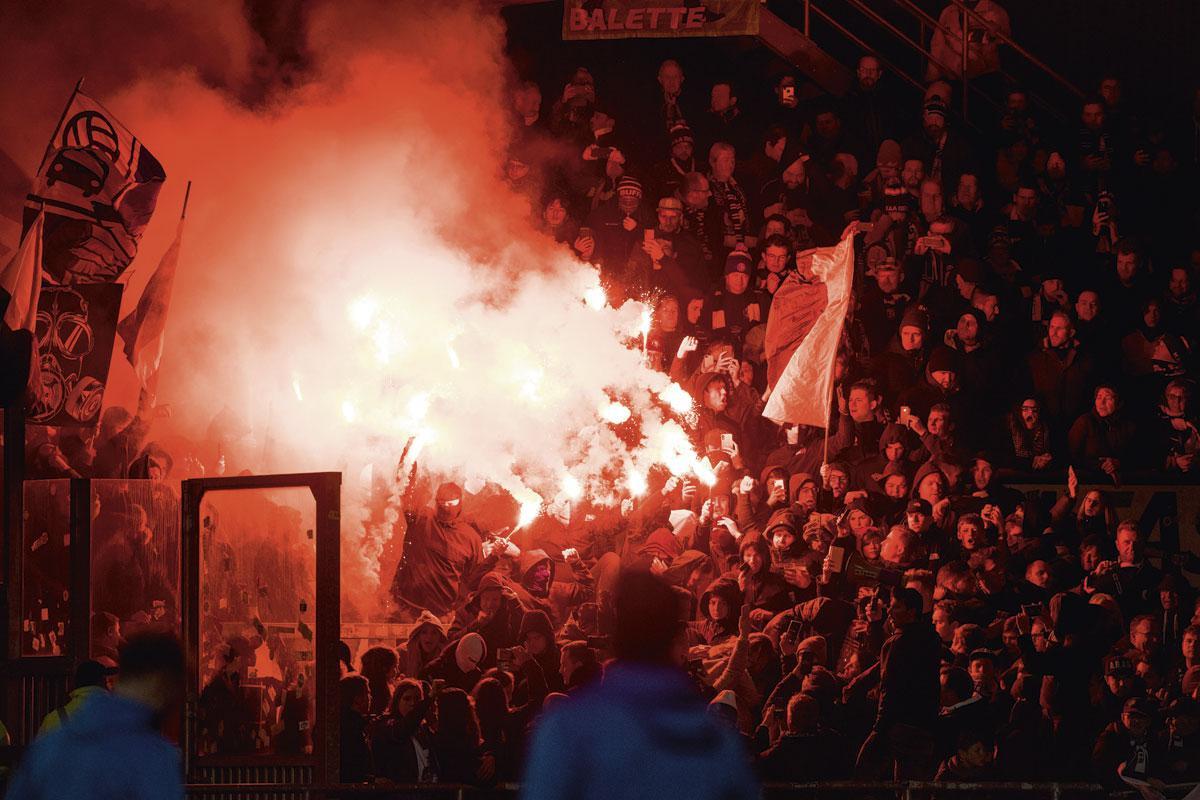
left=505, top=0, right=1200, bottom=123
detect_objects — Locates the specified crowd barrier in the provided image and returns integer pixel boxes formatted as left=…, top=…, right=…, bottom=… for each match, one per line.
left=177, top=781, right=1200, bottom=800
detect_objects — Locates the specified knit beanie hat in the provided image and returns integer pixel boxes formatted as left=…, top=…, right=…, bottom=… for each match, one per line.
left=876, top=139, right=902, bottom=168
left=900, top=305, right=928, bottom=332
left=927, top=346, right=958, bottom=374
left=725, top=249, right=753, bottom=275
left=670, top=121, right=694, bottom=147
left=617, top=175, right=643, bottom=199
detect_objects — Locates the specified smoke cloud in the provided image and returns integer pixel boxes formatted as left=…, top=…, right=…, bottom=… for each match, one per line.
left=2, top=1, right=703, bottom=617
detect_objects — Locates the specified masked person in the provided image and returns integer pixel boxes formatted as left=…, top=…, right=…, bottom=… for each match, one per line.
left=390, top=482, right=506, bottom=621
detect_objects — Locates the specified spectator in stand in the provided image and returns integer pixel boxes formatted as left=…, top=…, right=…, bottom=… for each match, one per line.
left=1086, top=522, right=1162, bottom=622
left=522, top=570, right=759, bottom=800
left=359, top=646, right=398, bottom=716
left=339, top=675, right=374, bottom=783
left=390, top=482, right=504, bottom=620
left=707, top=142, right=752, bottom=248
left=698, top=80, right=753, bottom=159
left=1026, top=310, right=1096, bottom=428
left=7, top=633, right=185, bottom=800
left=904, top=97, right=974, bottom=198
left=855, top=587, right=942, bottom=779
left=1068, top=385, right=1138, bottom=482
left=927, top=0, right=1011, bottom=86
left=1154, top=379, right=1199, bottom=473
left=843, top=54, right=904, bottom=173
left=649, top=122, right=697, bottom=202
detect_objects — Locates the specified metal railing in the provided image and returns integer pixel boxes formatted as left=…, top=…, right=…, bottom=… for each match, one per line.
left=178, top=780, right=1200, bottom=800
left=796, top=0, right=1085, bottom=127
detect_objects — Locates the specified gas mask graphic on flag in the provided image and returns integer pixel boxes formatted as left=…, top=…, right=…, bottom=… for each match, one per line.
left=30, top=286, right=105, bottom=424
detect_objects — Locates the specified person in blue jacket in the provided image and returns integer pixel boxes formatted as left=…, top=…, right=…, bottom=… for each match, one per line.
left=521, top=569, right=759, bottom=800
left=7, top=632, right=185, bottom=800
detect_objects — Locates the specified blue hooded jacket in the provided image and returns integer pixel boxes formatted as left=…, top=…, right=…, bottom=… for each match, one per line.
left=7, top=691, right=182, bottom=800
left=521, top=662, right=758, bottom=800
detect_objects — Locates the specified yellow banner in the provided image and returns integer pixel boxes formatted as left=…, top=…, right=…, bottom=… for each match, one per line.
left=562, top=1, right=760, bottom=40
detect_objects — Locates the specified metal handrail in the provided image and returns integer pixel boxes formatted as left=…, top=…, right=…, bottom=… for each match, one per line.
left=944, top=0, right=1085, bottom=99
left=837, top=0, right=961, bottom=92
left=807, top=5, right=927, bottom=95
left=806, top=0, right=1003, bottom=127
left=885, top=0, right=1069, bottom=123
left=800, top=0, right=1072, bottom=127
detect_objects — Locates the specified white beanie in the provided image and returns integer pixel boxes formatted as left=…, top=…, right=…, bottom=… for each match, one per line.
left=455, top=633, right=486, bottom=673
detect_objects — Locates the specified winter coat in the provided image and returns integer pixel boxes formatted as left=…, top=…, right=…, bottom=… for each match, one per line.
left=1067, top=409, right=1138, bottom=471
left=1026, top=342, right=1095, bottom=425
left=875, top=621, right=942, bottom=732
left=391, top=508, right=495, bottom=617
left=7, top=691, right=182, bottom=800
left=398, top=611, right=449, bottom=678
left=521, top=663, right=759, bottom=800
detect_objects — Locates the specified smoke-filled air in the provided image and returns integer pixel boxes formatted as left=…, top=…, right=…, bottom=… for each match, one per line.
left=0, top=1, right=715, bottom=615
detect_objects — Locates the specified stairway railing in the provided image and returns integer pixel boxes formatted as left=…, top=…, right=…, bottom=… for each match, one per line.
left=794, top=0, right=1084, bottom=127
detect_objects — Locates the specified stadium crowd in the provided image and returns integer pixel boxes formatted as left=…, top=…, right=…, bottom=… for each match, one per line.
left=9, top=3, right=1200, bottom=796
left=339, top=13, right=1200, bottom=792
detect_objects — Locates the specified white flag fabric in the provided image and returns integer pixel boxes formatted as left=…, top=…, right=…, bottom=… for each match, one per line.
left=1, top=211, right=44, bottom=332
left=762, top=232, right=855, bottom=426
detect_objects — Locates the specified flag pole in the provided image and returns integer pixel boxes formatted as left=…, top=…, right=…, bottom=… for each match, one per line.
left=180, top=180, right=192, bottom=220
left=821, top=232, right=857, bottom=470
left=35, top=77, right=84, bottom=178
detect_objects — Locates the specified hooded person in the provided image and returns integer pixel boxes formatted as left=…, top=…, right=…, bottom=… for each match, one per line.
left=391, top=482, right=500, bottom=620
left=691, top=577, right=744, bottom=646
left=733, top=463, right=792, bottom=535
left=398, top=611, right=449, bottom=678
left=420, top=632, right=487, bottom=692
left=516, top=609, right=564, bottom=694
left=872, top=305, right=931, bottom=405
left=787, top=471, right=819, bottom=517
left=860, top=423, right=918, bottom=489
left=764, top=507, right=803, bottom=558
left=509, top=549, right=559, bottom=620
left=759, top=143, right=836, bottom=247
left=634, top=526, right=686, bottom=572
left=127, top=443, right=174, bottom=481
left=896, top=346, right=962, bottom=424
left=447, top=572, right=523, bottom=669
left=736, top=538, right=795, bottom=625
left=815, top=460, right=855, bottom=513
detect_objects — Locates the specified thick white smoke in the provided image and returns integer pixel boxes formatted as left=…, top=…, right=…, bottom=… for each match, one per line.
left=2, top=1, right=710, bottom=616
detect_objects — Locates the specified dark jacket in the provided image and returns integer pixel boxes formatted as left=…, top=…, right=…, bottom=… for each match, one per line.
left=690, top=577, right=743, bottom=646
left=1068, top=409, right=1138, bottom=472
left=391, top=507, right=494, bottom=617
left=521, top=663, right=759, bottom=800
left=1026, top=342, right=1095, bottom=426
left=757, top=729, right=850, bottom=781
left=340, top=708, right=374, bottom=783
left=370, top=696, right=437, bottom=783
left=875, top=620, right=942, bottom=732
